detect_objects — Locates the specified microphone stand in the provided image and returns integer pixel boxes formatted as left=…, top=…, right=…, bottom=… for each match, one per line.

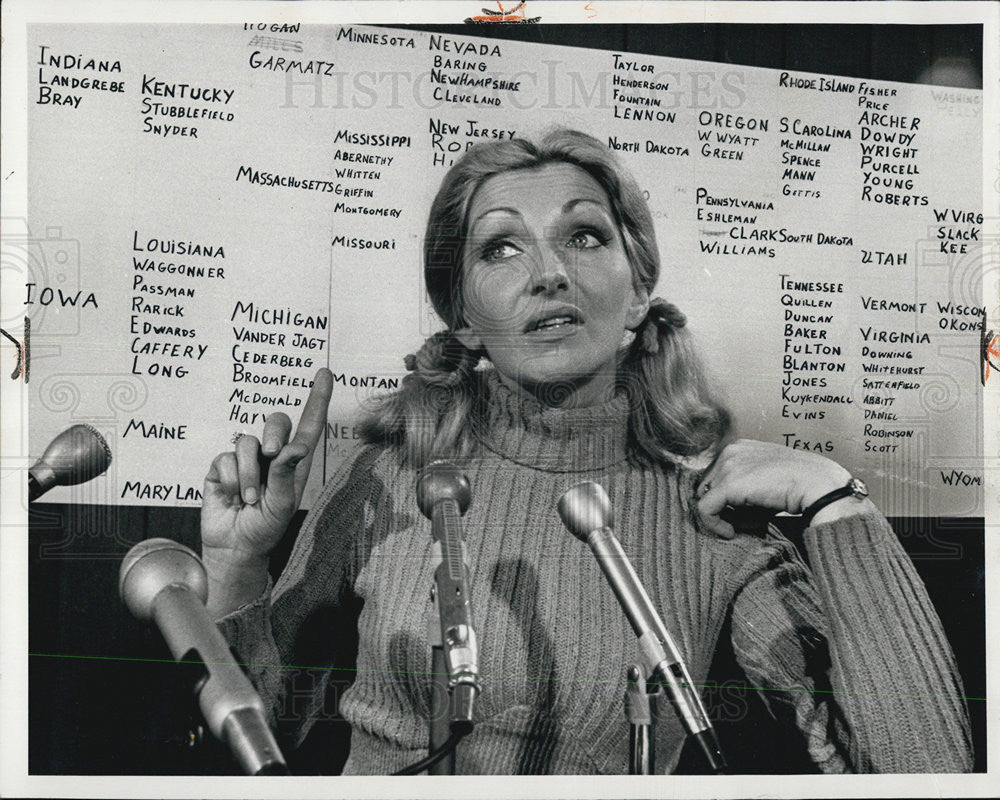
left=625, top=663, right=655, bottom=775
left=392, top=587, right=466, bottom=776
left=427, top=594, right=456, bottom=775
left=393, top=463, right=479, bottom=776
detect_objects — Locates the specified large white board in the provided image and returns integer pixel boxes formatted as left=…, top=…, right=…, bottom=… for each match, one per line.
left=26, top=22, right=985, bottom=515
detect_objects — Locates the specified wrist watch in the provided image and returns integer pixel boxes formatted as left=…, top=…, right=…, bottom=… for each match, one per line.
left=799, top=477, right=869, bottom=528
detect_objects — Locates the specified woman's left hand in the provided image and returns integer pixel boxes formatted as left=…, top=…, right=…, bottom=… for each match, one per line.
left=694, top=438, right=871, bottom=538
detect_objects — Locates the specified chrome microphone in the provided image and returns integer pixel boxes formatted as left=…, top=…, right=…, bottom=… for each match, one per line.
left=558, top=481, right=727, bottom=773
left=119, top=538, right=288, bottom=775
left=416, top=461, right=479, bottom=733
left=29, top=424, right=112, bottom=500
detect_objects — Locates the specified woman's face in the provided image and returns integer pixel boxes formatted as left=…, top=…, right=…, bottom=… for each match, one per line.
left=455, top=162, right=649, bottom=405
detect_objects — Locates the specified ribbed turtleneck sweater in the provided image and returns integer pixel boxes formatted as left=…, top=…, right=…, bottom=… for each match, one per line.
left=218, top=371, right=972, bottom=774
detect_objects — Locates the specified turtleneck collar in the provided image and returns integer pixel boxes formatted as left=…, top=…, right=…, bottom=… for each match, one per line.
left=472, top=368, right=630, bottom=473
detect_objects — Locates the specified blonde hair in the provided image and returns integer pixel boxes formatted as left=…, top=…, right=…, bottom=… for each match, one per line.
left=360, top=129, right=730, bottom=466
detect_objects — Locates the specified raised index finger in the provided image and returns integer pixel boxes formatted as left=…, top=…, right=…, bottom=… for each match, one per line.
left=290, top=367, right=334, bottom=451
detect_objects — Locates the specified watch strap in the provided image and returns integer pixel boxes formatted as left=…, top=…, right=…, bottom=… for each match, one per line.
left=800, top=478, right=867, bottom=528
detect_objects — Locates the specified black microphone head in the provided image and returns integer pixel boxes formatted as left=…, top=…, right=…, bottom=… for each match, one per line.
left=557, top=481, right=613, bottom=542
left=119, top=538, right=207, bottom=620
left=36, top=424, right=112, bottom=486
left=416, top=460, right=471, bottom=519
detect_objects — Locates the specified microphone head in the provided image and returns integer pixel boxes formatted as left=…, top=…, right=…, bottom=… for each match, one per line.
left=557, top=481, right=613, bottom=542
left=119, top=538, right=207, bottom=620
left=36, top=424, right=112, bottom=485
left=415, top=460, right=471, bottom=519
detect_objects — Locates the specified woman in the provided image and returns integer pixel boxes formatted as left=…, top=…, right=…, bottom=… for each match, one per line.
left=201, top=130, right=973, bottom=774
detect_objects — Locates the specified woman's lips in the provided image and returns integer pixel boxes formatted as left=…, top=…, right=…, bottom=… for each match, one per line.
left=524, top=318, right=580, bottom=340
left=530, top=315, right=575, bottom=331
left=524, top=307, right=583, bottom=332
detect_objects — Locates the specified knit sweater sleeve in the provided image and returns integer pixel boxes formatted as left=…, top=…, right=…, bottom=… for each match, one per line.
left=215, top=444, right=385, bottom=749
left=728, top=509, right=973, bottom=773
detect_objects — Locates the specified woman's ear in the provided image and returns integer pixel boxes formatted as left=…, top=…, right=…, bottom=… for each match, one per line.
left=625, top=288, right=650, bottom=330
left=453, top=326, right=483, bottom=352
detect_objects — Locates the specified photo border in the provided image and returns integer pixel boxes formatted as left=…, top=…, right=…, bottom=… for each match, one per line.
left=2, top=2, right=997, bottom=798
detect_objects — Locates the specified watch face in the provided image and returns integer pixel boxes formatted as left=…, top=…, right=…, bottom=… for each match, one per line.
left=848, top=477, right=869, bottom=498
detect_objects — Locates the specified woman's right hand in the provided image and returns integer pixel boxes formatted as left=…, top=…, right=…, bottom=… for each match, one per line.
left=201, top=368, right=333, bottom=562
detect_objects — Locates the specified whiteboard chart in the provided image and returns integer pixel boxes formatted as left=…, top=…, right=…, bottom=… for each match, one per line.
left=26, top=23, right=985, bottom=515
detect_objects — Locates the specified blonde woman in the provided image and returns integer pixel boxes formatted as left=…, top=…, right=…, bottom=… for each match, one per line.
left=200, top=130, right=972, bottom=774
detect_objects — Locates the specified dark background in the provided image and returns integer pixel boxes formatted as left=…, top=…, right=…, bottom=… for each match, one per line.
left=29, top=23, right=986, bottom=775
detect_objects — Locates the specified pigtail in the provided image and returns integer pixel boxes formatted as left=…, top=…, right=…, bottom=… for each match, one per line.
left=625, top=298, right=731, bottom=462
left=403, top=331, right=469, bottom=385
left=360, top=330, right=481, bottom=466
left=636, top=298, right=688, bottom=355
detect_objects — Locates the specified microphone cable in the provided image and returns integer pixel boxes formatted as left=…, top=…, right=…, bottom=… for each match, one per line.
left=392, top=730, right=466, bottom=775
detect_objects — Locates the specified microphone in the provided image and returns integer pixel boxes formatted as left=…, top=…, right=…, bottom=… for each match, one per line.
left=29, top=424, right=112, bottom=501
left=558, top=482, right=727, bottom=774
left=119, top=538, right=289, bottom=776
left=416, top=461, right=480, bottom=733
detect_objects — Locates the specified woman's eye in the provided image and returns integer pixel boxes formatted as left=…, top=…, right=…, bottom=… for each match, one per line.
left=566, top=230, right=605, bottom=249
left=482, top=241, right=521, bottom=261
